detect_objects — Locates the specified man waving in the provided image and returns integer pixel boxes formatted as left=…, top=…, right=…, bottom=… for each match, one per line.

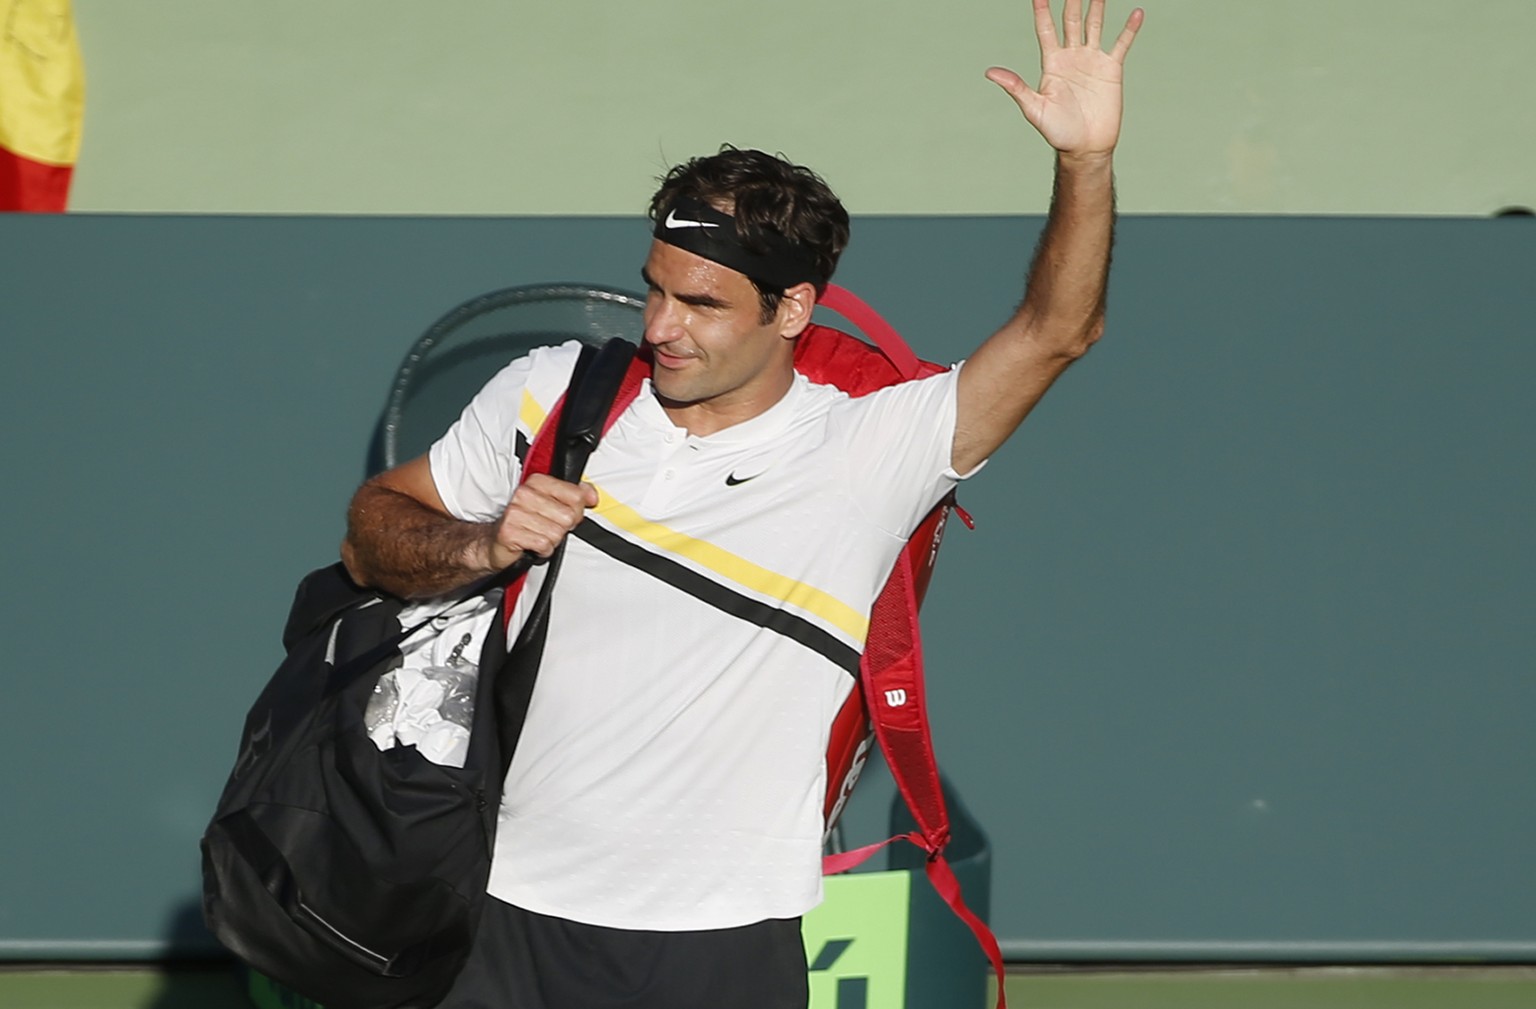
left=343, top=3, right=1142, bottom=1007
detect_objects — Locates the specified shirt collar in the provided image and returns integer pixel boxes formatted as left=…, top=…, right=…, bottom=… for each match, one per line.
left=632, top=372, right=807, bottom=446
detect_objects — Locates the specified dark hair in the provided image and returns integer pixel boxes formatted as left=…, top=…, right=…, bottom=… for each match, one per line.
left=649, top=146, right=851, bottom=322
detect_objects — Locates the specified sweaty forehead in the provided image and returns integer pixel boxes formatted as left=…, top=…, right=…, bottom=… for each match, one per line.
left=643, top=240, right=756, bottom=300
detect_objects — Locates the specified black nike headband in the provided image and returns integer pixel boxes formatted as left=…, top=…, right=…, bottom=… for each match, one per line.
left=652, top=195, right=825, bottom=290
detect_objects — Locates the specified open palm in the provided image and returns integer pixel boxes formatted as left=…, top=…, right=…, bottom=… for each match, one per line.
left=987, top=0, right=1143, bottom=157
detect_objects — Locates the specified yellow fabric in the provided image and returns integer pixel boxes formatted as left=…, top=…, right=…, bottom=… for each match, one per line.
left=0, top=0, right=84, bottom=165
left=518, top=387, right=548, bottom=438
left=591, top=483, right=871, bottom=643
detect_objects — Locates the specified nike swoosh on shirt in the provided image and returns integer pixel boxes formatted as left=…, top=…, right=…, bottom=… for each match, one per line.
left=724, top=471, right=761, bottom=486
left=664, top=209, right=720, bottom=230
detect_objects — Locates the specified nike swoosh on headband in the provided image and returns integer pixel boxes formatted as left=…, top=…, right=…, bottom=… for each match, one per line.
left=654, top=194, right=824, bottom=289
left=664, top=209, right=720, bottom=230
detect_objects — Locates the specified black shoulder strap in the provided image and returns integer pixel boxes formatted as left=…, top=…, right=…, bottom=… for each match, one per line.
left=323, top=339, right=635, bottom=697
left=492, top=337, right=636, bottom=772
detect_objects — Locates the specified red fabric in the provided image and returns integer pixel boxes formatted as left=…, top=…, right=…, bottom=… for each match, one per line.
left=807, top=287, right=1003, bottom=1008
left=816, top=285, right=923, bottom=380
left=820, top=830, right=924, bottom=876
left=822, top=838, right=1008, bottom=1008
left=0, top=145, right=72, bottom=212
left=862, top=509, right=948, bottom=835
left=927, top=854, right=1010, bottom=1009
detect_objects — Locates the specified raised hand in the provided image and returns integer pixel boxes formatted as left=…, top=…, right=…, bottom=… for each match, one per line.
left=985, top=0, right=1143, bottom=159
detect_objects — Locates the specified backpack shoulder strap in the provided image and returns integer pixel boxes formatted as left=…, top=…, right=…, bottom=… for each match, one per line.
left=810, top=287, right=1007, bottom=1009
left=816, top=285, right=923, bottom=380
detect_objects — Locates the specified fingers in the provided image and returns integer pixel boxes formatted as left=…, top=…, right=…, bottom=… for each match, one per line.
left=985, top=66, right=1044, bottom=125
left=496, top=475, right=597, bottom=560
left=1036, top=0, right=1141, bottom=60
left=1031, top=0, right=1058, bottom=55
left=1061, top=0, right=1084, bottom=47
left=985, top=66, right=1025, bottom=93
left=1109, top=7, right=1144, bottom=63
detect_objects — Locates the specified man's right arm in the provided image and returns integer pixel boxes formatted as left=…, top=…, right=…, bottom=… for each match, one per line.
left=341, top=454, right=597, bottom=599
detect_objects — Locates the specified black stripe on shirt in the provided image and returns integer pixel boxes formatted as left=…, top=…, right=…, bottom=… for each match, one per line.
left=571, top=518, right=862, bottom=677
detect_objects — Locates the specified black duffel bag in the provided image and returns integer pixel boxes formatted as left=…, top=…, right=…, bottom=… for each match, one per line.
left=201, top=338, right=636, bottom=1009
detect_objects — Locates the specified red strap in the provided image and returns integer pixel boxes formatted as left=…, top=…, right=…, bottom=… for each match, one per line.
left=818, top=285, right=923, bottom=381
left=862, top=514, right=948, bottom=843
left=807, top=294, right=1002, bottom=1004
left=822, top=833, right=1007, bottom=1009
left=927, top=853, right=1009, bottom=1009
left=820, top=831, right=923, bottom=876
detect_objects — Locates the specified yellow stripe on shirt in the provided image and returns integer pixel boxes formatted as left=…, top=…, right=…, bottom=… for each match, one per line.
left=589, top=484, right=870, bottom=644
left=519, top=389, right=549, bottom=440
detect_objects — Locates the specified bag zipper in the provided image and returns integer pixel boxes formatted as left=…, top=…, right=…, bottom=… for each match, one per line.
left=295, top=897, right=390, bottom=967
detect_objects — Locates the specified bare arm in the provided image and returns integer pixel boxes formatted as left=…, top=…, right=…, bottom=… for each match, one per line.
left=341, top=453, right=597, bottom=599
left=951, top=0, right=1143, bottom=474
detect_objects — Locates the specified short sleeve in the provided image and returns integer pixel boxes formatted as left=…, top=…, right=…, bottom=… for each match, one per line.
left=829, top=365, right=985, bottom=538
left=428, top=341, right=584, bottom=522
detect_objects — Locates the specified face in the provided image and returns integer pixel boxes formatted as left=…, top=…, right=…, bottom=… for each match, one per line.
left=640, top=240, right=806, bottom=433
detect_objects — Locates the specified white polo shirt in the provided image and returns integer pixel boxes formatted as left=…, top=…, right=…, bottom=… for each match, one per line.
left=430, top=340, right=972, bottom=930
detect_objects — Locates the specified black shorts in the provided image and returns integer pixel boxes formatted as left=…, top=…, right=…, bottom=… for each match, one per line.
left=434, top=896, right=809, bottom=1009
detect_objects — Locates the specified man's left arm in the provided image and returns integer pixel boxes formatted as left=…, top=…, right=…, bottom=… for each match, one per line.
left=952, top=0, right=1143, bottom=474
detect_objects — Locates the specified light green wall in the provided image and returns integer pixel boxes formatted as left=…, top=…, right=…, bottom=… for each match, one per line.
left=67, top=0, right=1535, bottom=216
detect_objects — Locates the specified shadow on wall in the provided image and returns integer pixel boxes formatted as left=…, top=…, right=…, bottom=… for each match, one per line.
left=136, top=901, right=248, bottom=1009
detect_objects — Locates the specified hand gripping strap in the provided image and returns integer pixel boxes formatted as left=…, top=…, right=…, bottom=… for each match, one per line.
left=501, top=348, right=649, bottom=623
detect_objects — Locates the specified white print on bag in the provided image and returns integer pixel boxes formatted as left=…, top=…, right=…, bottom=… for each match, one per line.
left=884, top=689, right=908, bottom=708
left=824, top=735, right=874, bottom=840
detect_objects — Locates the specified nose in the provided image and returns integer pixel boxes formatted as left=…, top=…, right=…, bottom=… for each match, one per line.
left=643, top=294, right=683, bottom=346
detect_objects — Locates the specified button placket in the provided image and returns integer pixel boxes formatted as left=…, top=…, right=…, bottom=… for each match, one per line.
left=641, top=435, right=699, bottom=512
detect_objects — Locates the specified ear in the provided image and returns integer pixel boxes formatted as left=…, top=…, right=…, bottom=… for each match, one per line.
left=776, top=282, right=817, bottom=340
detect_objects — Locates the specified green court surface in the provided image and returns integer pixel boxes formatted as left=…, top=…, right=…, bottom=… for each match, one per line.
left=4, top=965, right=1536, bottom=1009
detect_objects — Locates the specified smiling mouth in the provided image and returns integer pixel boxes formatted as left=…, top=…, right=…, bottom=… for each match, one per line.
left=651, top=348, right=695, bottom=369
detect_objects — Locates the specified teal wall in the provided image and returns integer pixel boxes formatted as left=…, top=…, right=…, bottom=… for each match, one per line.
left=1, top=213, right=1533, bottom=960
left=66, top=0, right=1536, bottom=216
